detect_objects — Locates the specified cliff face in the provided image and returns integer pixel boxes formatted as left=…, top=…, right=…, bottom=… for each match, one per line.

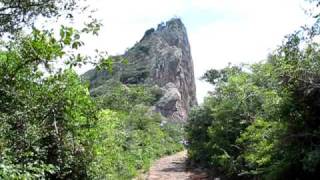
left=83, top=18, right=197, bottom=122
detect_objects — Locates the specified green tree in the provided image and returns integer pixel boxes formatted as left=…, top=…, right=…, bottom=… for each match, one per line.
left=0, top=0, right=78, bottom=35
left=0, top=25, right=101, bottom=178
left=186, top=2, right=320, bottom=179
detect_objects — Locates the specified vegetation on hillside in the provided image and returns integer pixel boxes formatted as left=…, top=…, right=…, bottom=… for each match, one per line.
left=186, top=1, right=320, bottom=179
left=88, top=82, right=184, bottom=179
left=0, top=1, right=183, bottom=179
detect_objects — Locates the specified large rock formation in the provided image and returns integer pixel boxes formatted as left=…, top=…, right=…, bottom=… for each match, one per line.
left=83, top=18, right=197, bottom=122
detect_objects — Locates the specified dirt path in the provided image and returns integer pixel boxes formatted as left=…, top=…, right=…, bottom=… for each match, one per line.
left=145, top=151, right=209, bottom=180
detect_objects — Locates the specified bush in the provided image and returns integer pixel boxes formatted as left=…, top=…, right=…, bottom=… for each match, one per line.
left=88, top=107, right=184, bottom=179
left=87, top=82, right=183, bottom=179
left=186, top=32, right=320, bottom=179
left=0, top=30, right=98, bottom=179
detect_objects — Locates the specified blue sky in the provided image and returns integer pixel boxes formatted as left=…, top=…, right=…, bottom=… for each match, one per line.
left=74, top=0, right=314, bottom=103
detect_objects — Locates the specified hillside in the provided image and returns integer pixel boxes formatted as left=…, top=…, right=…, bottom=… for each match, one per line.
left=82, top=18, right=197, bottom=122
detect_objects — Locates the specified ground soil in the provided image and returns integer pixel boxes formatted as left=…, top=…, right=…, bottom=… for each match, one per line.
left=142, top=151, right=211, bottom=180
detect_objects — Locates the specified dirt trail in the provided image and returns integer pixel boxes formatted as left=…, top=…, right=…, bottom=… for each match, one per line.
left=145, top=151, right=209, bottom=180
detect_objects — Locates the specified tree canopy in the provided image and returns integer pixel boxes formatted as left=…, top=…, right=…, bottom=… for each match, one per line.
left=0, top=0, right=78, bottom=35
left=186, top=2, right=320, bottom=179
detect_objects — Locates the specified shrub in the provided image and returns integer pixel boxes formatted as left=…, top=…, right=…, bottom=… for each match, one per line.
left=88, top=107, right=184, bottom=179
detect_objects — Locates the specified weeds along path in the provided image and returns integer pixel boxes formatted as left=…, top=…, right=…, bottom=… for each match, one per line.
left=145, top=151, right=209, bottom=180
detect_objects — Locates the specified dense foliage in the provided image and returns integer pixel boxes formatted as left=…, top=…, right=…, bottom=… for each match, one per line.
left=0, top=0, right=78, bottom=35
left=0, top=27, right=98, bottom=179
left=186, top=7, right=320, bottom=180
left=0, top=1, right=183, bottom=179
left=87, top=82, right=184, bottom=179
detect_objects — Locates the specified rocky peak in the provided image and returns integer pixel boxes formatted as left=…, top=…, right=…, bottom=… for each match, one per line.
left=140, top=18, right=189, bottom=51
left=83, top=18, right=197, bottom=122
